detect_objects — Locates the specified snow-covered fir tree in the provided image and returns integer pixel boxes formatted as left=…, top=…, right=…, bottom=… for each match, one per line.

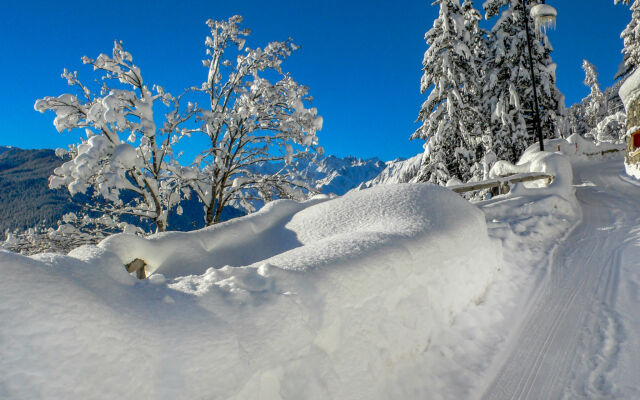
left=581, top=60, right=606, bottom=137
left=617, top=0, right=640, bottom=72
left=483, top=0, right=564, bottom=164
left=412, top=0, right=486, bottom=185
left=461, top=0, right=495, bottom=179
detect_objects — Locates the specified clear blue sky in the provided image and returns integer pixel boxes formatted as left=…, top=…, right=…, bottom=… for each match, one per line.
left=0, top=0, right=632, bottom=161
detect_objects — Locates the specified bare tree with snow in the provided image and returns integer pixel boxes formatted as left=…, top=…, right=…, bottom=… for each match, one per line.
left=185, top=16, right=323, bottom=225
left=35, top=42, right=195, bottom=232
left=36, top=15, right=322, bottom=231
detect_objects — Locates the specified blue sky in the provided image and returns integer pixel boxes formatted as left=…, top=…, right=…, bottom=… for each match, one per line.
left=0, top=0, right=632, bottom=161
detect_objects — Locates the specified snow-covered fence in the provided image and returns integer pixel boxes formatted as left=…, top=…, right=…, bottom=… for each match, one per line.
left=449, top=172, right=555, bottom=196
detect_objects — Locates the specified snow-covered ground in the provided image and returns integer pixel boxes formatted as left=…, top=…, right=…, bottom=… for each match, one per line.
left=2, top=146, right=639, bottom=399
left=479, top=156, right=640, bottom=399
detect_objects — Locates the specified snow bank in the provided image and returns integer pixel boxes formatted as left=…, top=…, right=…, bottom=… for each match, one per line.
left=0, top=183, right=500, bottom=399
left=625, top=161, right=640, bottom=180
left=490, top=147, right=575, bottom=204
left=98, top=196, right=330, bottom=278
left=619, top=68, right=640, bottom=110
left=540, top=134, right=624, bottom=159
left=483, top=147, right=581, bottom=254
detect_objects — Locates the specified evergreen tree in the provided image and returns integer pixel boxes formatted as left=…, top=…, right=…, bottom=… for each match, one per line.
left=617, top=0, right=640, bottom=72
left=461, top=0, right=494, bottom=179
left=581, top=60, right=606, bottom=136
left=483, top=0, right=564, bottom=164
left=412, top=0, right=486, bottom=185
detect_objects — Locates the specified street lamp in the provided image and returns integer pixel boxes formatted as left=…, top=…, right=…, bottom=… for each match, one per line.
left=521, top=0, right=557, bottom=152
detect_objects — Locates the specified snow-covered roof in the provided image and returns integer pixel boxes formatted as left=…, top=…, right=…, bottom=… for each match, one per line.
left=619, top=68, right=640, bottom=110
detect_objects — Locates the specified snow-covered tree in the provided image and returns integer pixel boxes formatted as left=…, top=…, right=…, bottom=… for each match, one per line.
left=616, top=0, right=640, bottom=72
left=2, top=212, right=143, bottom=255
left=566, top=102, right=587, bottom=136
left=36, top=16, right=322, bottom=231
left=582, top=60, right=607, bottom=137
left=185, top=16, right=323, bottom=225
left=35, top=42, right=195, bottom=232
left=593, top=111, right=627, bottom=144
left=412, top=0, right=486, bottom=185
left=483, top=0, right=564, bottom=164
left=462, top=0, right=495, bottom=179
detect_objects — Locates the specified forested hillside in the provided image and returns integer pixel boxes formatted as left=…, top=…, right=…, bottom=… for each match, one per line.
left=0, top=147, right=76, bottom=232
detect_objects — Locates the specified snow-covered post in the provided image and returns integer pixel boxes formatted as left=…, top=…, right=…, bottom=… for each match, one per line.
left=522, top=0, right=558, bottom=151
left=483, top=0, right=563, bottom=164
left=186, top=16, right=324, bottom=225
left=35, top=42, right=196, bottom=232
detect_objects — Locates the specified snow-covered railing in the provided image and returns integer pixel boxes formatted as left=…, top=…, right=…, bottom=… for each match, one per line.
left=449, top=172, right=554, bottom=195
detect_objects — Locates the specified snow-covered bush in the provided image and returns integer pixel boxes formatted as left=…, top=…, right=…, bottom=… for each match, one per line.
left=2, top=213, right=144, bottom=255
left=35, top=15, right=322, bottom=231
left=590, top=111, right=627, bottom=144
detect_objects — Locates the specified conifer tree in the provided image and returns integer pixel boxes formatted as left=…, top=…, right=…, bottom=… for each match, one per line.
left=412, top=0, right=486, bottom=185
left=462, top=0, right=493, bottom=179
left=581, top=60, right=606, bottom=136
left=483, top=0, right=564, bottom=164
left=617, top=0, right=640, bottom=72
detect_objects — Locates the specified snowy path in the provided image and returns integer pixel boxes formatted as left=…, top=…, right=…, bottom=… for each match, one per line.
left=479, top=158, right=640, bottom=399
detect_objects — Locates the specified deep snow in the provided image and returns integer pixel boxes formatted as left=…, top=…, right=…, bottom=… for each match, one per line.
left=3, top=144, right=638, bottom=399
left=1, top=183, right=501, bottom=399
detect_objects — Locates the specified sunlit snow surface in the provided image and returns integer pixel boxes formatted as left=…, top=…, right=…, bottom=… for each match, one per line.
left=0, top=145, right=589, bottom=399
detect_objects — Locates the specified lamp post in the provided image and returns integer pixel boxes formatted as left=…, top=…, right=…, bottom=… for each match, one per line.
left=521, top=0, right=557, bottom=152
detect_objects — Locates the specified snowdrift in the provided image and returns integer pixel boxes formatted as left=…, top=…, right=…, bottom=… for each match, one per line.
left=0, top=183, right=500, bottom=399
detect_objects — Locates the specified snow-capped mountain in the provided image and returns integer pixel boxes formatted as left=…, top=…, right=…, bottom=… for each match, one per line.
left=356, top=153, right=422, bottom=189
left=302, top=155, right=394, bottom=195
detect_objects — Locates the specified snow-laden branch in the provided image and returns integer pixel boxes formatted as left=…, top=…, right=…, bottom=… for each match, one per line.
left=35, top=41, right=196, bottom=232
left=188, top=15, right=323, bottom=225
left=36, top=16, right=323, bottom=232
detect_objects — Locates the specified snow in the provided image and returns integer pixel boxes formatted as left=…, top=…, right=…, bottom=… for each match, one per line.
left=0, top=183, right=501, bottom=399
left=530, top=4, right=557, bottom=35
left=111, top=143, right=138, bottom=169
left=478, top=157, right=640, bottom=399
left=625, top=159, right=640, bottom=179
left=6, top=144, right=640, bottom=399
left=619, top=67, right=640, bottom=109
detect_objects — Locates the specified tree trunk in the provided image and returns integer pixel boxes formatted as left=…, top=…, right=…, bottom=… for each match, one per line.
left=155, top=218, right=166, bottom=233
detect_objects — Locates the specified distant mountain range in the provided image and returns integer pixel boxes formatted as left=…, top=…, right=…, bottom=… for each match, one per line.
left=0, top=146, right=405, bottom=233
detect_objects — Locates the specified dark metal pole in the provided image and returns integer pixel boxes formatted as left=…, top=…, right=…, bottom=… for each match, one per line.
left=522, top=0, right=545, bottom=152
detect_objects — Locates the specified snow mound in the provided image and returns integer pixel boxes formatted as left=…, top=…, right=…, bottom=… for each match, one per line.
left=619, top=68, right=640, bottom=110
left=99, top=195, right=331, bottom=278
left=0, top=183, right=500, bottom=399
